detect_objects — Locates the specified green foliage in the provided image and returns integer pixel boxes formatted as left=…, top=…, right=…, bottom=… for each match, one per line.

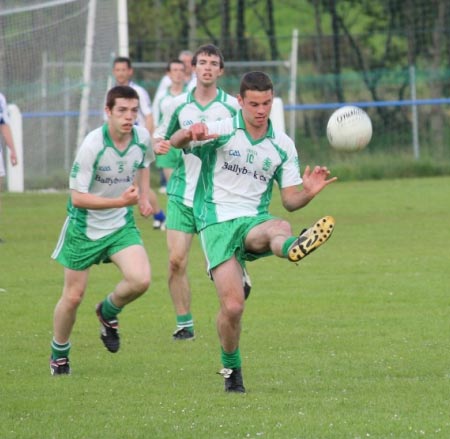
left=1, top=178, right=450, bottom=438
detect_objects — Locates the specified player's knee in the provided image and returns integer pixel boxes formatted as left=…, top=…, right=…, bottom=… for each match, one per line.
left=134, top=276, right=151, bottom=295
left=62, top=289, right=84, bottom=309
left=222, top=297, right=245, bottom=321
left=169, top=254, right=187, bottom=274
left=125, top=271, right=151, bottom=295
left=275, top=218, right=291, bottom=234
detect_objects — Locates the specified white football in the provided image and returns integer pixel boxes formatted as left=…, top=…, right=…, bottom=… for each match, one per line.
left=327, top=106, right=372, bottom=151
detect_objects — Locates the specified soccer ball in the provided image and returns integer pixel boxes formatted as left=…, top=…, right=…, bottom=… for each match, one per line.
left=326, top=106, right=372, bottom=152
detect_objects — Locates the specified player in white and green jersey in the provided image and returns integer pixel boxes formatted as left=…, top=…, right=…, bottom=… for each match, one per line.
left=191, top=111, right=302, bottom=230
left=49, top=85, right=155, bottom=376
left=158, top=86, right=239, bottom=207
left=153, top=44, right=240, bottom=341
left=152, top=59, right=187, bottom=184
left=110, top=56, right=166, bottom=230
left=170, top=71, right=337, bottom=393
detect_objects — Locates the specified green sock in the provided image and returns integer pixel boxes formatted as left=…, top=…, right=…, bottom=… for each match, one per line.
left=101, top=294, right=123, bottom=320
left=281, top=237, right=297, bottom=258
left=176, top=313, right=194, bottom=333
left=51, top=338, right=71, bottom=360
left=221, top=346, right=242, bottom=369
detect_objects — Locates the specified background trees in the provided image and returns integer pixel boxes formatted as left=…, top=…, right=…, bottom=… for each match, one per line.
left=128, top=0, right=450, bottom=156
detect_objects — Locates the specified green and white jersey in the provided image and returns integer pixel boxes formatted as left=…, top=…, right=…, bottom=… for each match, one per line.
left=189, top=111, right=302, bottom=231
left=152, top=85, right=188, bottom=127
left=68, top=124, right=154, bottom=240
left=154, top=87, right=239, bottom=207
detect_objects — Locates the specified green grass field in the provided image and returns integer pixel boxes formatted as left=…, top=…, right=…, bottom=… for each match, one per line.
left=1, top=177, right=449, bottom=439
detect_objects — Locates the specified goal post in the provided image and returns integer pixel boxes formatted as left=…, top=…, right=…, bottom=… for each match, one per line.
left=0, top=0, right=120, bottom=190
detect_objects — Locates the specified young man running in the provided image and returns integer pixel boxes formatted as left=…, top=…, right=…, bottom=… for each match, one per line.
left=170, top=71, right=337, bottom=392
left=154, top=44, right=243, bottom=341
left=50, top=86, right=154, bottom=375
left=111, top=56, right=166, bottom=230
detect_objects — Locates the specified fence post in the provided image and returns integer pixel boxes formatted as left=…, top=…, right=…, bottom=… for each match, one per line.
left=409, top=65, right=420, bottom=159
left=289, top=29, right=298, bottom=141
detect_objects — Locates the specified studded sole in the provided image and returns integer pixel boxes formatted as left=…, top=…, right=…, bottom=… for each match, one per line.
left=288, top=216, right=335, bottom=262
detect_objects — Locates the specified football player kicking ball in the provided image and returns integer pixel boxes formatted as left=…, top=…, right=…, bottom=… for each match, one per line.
left=49, top=86, right=154, bottom=375
left=169, top=71, right=337, bottom=392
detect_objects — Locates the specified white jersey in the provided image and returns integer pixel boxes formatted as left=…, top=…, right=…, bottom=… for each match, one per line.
left=154, top=87, right=240, bottom=207
left=0, top=93, right=10, bottom=125
left=128, top=81, right=152, bottom=128
left=152, top=84, right=187, bottom=128
left=189, top=111, right=302, bottom=230
left=153, top=73, right=196, bottom=104
left=68, top=124, right=154, bottom=240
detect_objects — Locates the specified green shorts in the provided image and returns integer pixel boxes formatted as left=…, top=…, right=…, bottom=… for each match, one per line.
left=166, top=198, right=197, bottom=234
left=199, top=214, right=275, bottom=271
left=155, top=147, right=181, bottom=169
left=51, top=217, right=144, bottom=270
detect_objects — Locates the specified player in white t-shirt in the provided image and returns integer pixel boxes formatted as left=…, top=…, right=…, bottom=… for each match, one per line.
left=153, top=44, right=241, bottom=341
left=152, top=58, right=187, bottom=189
left=153, top=50, right=196, bottom=104
left=110, top=56, right=166, bottom=230
left=0, top=92, right=18, bottom=243
left=170, top=71, right=337, bottom=393
left=50, top=85, right=155, bottom=376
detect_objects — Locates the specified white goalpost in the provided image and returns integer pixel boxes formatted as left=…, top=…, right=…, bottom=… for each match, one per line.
left=76, top=0, right=98, bottom=150
left=0, top=0, right=120, bottom=191
left=1, top=1, right=296, bottom=191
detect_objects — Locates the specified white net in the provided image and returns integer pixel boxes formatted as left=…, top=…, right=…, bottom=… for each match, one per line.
left=0, top=0, right=119, bottom=189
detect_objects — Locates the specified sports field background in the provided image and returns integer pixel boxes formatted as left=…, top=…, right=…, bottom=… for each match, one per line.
left=0, top=176, right=449, bottom=438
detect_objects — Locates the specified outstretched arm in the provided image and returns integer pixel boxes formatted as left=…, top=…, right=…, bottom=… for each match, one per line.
left=169, top=122, right=218, bottom=148
left=280, top=165, right=337, bottom=212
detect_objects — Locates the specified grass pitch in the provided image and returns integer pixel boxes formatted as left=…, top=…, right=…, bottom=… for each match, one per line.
left=0, top=177, right=449, bottom=438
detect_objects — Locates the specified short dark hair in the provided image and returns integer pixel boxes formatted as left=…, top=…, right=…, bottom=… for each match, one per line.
left=192, top=44, right=224, bottom=69
left=239, top=71, right=273, bottom=97
left=113, top=56, right=132, bottom=68
left=166, top=58, right=185, bottom=72
left=106, top=85, right=139, bottom=109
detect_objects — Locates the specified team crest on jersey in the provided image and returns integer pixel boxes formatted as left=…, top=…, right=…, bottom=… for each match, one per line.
left=262, top=158, right=272, bottom=171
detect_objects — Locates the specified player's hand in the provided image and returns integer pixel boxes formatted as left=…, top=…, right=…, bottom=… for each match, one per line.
left=153, top=139, right=171, bottom=155
left=138, top=197, right=153, bottom=218
left=189, top=123, right=218, bottom=141
left=9, top=152, right=17, bottom=166
left=302, top=165, right=337, bottom=196
left=121, top=185, right=140, bottom=206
